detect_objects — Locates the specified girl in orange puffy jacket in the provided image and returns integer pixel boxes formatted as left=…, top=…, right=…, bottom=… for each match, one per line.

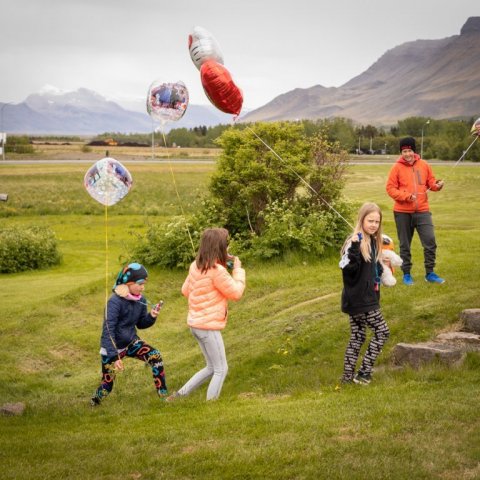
left=167, top=228, right=246, bottom=401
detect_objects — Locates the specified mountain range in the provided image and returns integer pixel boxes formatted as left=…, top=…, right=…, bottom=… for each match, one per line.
left=2, top=17, right=479, bottom=134
left=243, top=16, right=480, bottom=125
left=0, top=87, right=234, bottom=135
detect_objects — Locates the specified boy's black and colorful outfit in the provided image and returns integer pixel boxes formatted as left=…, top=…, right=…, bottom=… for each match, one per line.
left=92, top=292, right=167, bottom=404
left=340, top=239, right=390, bottom=382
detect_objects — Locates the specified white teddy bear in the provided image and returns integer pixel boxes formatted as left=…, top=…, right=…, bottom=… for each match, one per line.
left=380, top=234, right=403, bottom=286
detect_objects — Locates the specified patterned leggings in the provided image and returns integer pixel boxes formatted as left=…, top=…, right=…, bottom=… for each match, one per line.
left=342, top=309, right=390, bottom=381
left=93, top=339, right=167, bottom=402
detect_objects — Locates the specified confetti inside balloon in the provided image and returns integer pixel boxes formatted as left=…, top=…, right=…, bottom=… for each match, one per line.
left=84, top=157, right=133, bottom=206
left=146, top=80, right=189, bottom=125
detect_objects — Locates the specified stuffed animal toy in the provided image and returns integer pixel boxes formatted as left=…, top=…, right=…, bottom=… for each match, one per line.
left=381, top=234, right=403, bottom=286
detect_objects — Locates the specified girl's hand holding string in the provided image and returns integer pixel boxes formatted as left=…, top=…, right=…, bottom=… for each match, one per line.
left=352, top=232, right=363, bottom=243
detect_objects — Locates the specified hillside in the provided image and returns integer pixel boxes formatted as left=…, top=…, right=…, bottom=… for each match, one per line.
left=243, top=17, right=480, bottom=125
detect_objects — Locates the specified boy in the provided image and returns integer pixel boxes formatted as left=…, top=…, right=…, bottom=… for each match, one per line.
left=91, top=263, right=167, bottom=405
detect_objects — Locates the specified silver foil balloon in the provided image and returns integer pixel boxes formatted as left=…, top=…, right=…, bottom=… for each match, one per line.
left=188, top=26, right=224, bottom=70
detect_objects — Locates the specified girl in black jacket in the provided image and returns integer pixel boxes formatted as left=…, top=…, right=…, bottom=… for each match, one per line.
left=339, top=203, right=390, bottom=385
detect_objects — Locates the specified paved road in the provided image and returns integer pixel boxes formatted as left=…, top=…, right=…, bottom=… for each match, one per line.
left=0, top=159, right=216, bottom=165
left=1, top=159, right=479, bottom=166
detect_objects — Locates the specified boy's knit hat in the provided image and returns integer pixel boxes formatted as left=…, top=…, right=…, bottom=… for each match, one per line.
left=399, top=137, right=416, bottom=152
left=115, top=263, right=148, bottom=285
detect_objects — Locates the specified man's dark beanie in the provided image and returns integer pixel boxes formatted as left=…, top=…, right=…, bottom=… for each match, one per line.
left=399, top=137, right=416, bottom=152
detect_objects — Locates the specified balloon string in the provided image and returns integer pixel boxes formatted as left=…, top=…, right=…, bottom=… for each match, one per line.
left=160, top=129, right=196, bottom=256
left=104, top=197, right=121, bottom=373
left=244, top=125, right=354, bottom=229
left=105, top=201, right=108, bottom=318
left=450, top=135, right=478, bottom=170
left=424, top=135, right=478, bottom=194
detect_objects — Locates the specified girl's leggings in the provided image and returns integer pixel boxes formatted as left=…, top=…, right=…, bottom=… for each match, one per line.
left=342, top=309, right=390, bottom=381
left=93, top=339, right=167, bottom=402
left=177, top=328, right=228, bottom=401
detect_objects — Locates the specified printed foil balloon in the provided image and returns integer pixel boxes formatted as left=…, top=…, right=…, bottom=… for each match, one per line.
left=188, top=26, right=224, bottom=70
left=146, top=80, right=189, bottom=124
left=200, top=60, right=243, bottom=116
left=470, top=117, right=480, bottom=136
left=84, top=157, right=133, bottom=206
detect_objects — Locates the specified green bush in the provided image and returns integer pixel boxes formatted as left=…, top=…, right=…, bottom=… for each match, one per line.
left=0, top=225, right=62, bottom=273
left=131, top=216, right=201, bottom=269
left=249, top=199, right=350, bottom=260
left=131, top=123, right=353, bottom=268
left=5, top=135, right=34, bottom=154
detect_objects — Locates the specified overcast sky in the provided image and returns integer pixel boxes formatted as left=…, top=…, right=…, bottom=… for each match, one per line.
left=0, top=0, right=477, bottom=112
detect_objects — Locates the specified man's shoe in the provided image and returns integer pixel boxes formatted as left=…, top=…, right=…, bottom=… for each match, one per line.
left=425, top=272, right=445, bottom=284
left=403, top=274, right=414, bottom=286
left=353, top=372, right=372, bottom=385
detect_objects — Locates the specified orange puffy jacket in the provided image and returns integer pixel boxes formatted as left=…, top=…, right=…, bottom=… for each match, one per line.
left=181, top=262, right=246, bottom=330
left=386, top=155, right=441, bottom=213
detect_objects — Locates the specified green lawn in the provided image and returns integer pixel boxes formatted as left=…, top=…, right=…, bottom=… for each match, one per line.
left=0, top=161, right=479, bottom=479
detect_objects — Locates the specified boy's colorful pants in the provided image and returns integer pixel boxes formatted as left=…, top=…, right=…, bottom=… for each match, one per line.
left=92, top=339, right=167, bottom=402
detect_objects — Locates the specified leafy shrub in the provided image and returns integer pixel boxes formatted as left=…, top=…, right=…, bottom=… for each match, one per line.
left=130, top=198, right=228, bottom=269
left=131, top=123, right=353, bottom=268
left=131, top=217, right=201, bottom=269
left=250, top=199, right=350, bottom=260
left=0, top=225, right=62, bottom=273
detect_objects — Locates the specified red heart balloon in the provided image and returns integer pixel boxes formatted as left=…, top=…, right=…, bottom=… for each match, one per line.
left=200, top=60, right=243, bottom=116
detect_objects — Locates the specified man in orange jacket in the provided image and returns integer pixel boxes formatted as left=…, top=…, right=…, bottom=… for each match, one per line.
left=386, top=137, right=445, bottom=285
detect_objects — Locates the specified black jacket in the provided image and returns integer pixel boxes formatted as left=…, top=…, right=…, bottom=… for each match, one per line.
left=100, top=294, right=156, bottom=358
left=340, top=239, right=383, bottom=315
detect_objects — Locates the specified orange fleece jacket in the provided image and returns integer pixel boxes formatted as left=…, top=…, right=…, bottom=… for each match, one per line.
left=386, top=154, right=441, bottom=213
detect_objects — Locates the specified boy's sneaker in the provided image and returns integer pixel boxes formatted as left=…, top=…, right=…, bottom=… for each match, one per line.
left=353, top=372, right=372, bottom=385
left=158, top=388, right=169, bottom=399
left=425, top=272, right=445, bottom=284
left=90, top=396, right=101, bottom=407
left=403, top=274, right=414, bottom=286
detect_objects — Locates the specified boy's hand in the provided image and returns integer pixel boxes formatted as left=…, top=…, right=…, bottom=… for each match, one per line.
left=151, top=301, right=164, bottom=318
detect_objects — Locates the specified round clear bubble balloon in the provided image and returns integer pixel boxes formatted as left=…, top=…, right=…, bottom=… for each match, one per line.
left=146, top=80, right=189, bottom=124
left=84, top=157, right=133, bottom=206
left=188, top=26, right=224, bottom=70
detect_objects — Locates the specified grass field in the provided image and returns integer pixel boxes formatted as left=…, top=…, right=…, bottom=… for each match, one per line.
left=0, top=159, right=479, bottom=479
left=9, top=142, right=222, bottom=161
